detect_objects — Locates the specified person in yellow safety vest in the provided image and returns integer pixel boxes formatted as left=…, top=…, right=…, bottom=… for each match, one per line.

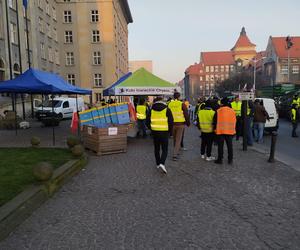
left=168, top=92, right=190, bottom=161
left=241, top=100, right=255, bottom=146
left=146, top=96, right=174, bottom=174
left=291, top=103, right=299, bottom=137
left=231, top=96, right=242, bottom=141
left=136, top=99, right=148, bottom=138
left=197, top=100, right=216, bottom=161
left=291, top=94, right=299, bottom=108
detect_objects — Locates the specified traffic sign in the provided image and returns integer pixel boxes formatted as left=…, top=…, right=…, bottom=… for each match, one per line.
left=237, top=92, right=255, bottom=101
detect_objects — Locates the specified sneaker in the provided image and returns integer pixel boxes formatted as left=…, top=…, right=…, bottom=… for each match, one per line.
left=172, top=156, right=178, bottom=161
left=201, top=155, right=205, bottom=159
left=159, top=164, right=167, bottom=174
left=156, top=165, right=160, bottom=169
left=181, top=147, right=188, bottom=151
left=214, top=159, right=223, bottom=164
left=206, top=156, right=216, bottom=161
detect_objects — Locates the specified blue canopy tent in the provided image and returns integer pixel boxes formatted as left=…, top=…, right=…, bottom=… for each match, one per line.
left=0, top=68, right=92, bottom=145
left=103, top=72, right=132, bottom=96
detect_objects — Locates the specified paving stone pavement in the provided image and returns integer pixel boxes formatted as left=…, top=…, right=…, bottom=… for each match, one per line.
left=0, top=126, right=300, bottom=250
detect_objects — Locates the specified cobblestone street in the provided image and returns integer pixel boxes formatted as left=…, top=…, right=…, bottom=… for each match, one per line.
left=1, top=126, right=300, bottom=249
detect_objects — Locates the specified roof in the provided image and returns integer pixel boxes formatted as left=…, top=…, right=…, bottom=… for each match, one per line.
left=201, top=51, right=235, bottom=65
left=231, top=27, right=256, bottom=50
left=120, top=0, right=133, bottom=23
left=271, top=36, right=300, bottom=58
left=185, top=63, right=204, bottom=75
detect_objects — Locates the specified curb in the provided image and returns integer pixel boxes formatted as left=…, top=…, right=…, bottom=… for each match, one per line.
left=0, top=154, right=88, bottom=241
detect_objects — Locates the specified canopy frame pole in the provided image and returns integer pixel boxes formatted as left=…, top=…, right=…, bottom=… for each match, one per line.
left=31, top=94, right=34, bottom=118
left=51, top=95, right=55, bottom=146
left=75, top=94, right=80, bottom=137
left=14, top=93, right=18, bottom=135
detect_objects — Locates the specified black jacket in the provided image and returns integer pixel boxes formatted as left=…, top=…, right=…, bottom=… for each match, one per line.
left=146, top=101, right=174, bottom=133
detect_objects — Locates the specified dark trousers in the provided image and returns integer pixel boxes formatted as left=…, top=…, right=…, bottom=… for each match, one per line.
left=152, top=131, right=169, bottom=165
left=201, top=132, right=214, bottom=157
left=216, top=134, right=233, bottom=161
left=236, top=116, right=242, bottom=140
left=181, top=128, right=185, bottom=147
left=292, top=122, right=298, bottom=136
left=137, top=119, right=147, bottom=137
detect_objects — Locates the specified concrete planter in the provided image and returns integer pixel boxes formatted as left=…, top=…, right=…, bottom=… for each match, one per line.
left=0, top=155, right=88, bottom=241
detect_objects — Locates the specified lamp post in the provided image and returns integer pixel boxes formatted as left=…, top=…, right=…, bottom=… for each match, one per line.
left=286, top=36, right=293, bottom=83
left=244, top=57, right=266, bottom=92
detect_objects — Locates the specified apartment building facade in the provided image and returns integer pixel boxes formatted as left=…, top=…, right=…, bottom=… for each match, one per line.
left=0, top=0, right=60, bottom=83
left=56, top=0, right=133, bottom=103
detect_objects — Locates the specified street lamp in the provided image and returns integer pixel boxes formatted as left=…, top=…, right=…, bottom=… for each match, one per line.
left=286, top=36, right=293, bottom=83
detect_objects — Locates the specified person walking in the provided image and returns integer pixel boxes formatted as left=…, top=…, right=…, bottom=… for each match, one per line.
left=291, top=103, right=299, bottom=137
left=136, top=99, right=148, bottom=138
left=253, top=99, right=269, bottom=143
left=214, top=97, right=236, bottom=164
left=168, top=92, right=190, bottom=161
left=198, top=100, right=216, bottom=161
left=242, top=100, right=255, bottom=146
left=146, top=96, right=173, bottom=173
left=231, top=96, right=242, bottom=141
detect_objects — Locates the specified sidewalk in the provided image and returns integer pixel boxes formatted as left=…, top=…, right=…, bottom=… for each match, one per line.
left=0, top=126, right=299, bottom=249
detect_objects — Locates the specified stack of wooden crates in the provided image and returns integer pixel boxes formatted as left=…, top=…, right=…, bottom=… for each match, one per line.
left=82, top=124, right=128, bottom=156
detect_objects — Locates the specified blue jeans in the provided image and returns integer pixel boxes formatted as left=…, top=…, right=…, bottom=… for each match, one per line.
left=253, top=122, right=264, bottom=143
left=246, top=117, right=254, bottom=145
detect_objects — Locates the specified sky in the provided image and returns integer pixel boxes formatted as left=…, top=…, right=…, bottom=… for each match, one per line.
left=127, top=0, right=300, bottom=83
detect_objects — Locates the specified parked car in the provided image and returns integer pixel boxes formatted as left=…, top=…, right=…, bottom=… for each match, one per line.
left=256, top=98, right=279, bottom=132
left=35, top=97, right=85, bottom=120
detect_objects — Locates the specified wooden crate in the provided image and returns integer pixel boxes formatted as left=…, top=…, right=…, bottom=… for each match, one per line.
left=82, top=125, right=128, bottom=156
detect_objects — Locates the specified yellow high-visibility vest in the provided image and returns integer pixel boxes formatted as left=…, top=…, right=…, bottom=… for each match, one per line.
left=136, top=105, right=147, bottom=120
left=168, top=100, right=185, bottom=122
left=292, top=108, right=297, bottom=121
left=198, top=109, right=215, bottom=133
left=231, top=101, right=242, bottom=117
left=151, top=108, right=168, bottom=131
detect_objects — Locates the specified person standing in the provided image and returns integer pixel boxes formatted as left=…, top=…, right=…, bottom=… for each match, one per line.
left=214, top=98, right=236, bottom=164
left=253, top=99, right=269, bottom=143
left=231, top=96, right=242, bottom=141
left=136, top=99, right=148, bottom=138
left=291, top=103, right=299, bottom=137
left=146, top=96, right=173, bottom=173
left=168, top=92, right=190, bottom=161
left=242, top=100, right=255, bottom=146
left=198, top=100, right=216, bottom=161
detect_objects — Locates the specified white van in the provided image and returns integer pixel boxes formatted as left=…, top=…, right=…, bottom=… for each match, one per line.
left=35, top=97, right=85, bottom=120
left=256, top=98, right=279, bottom=132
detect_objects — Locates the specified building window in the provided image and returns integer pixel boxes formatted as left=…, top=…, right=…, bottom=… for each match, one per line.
left=53, top=7, right=57, bottom=20
left=53, top=28, right=58, bottom=41
left=205, top=75, right=209, bottom=81
left=281, top=65, right=288, bottom=75
left=210, top=66, right=214, bottom=72
left=10, top=23, right=17, bottom=44
left=9, top=0, right=14, bottom=8
left=95, top=93, right=101, bottom=102
left=46, top=23, right=51, bottom=37
left=45, top=1, right=50, bottom=15
left=38, top=18, right=44, bottom=33
left=92, top=30, right=100, bottom=43
left=221, top=75, right=224, bottom=81
left=64, top=10, right=72, bottom=23
left=205, top=66, right=209, bottom=72
left=65, top=30, right=73, bottom=43
left=48, top=47, right=53, bottom=62
left=292, top=65, right=299, bottom=74
left=230, top=65, right=234, bottom=72
left=220, top=65, right=224, bottom=72
left=0, top=59, right=6, bottom=81
left=41, top=43, right=46, bottom=59
left=93, top=51, right=101, bottom=65
left=13, top=63, right=20, bottom=78
left=67, top=74, right=75, bottom=85
left=210, top=75, right=214, bottom=81
left=91, top=10, right=99, bottom=22
left=38, top=0, right=42, bottom=9
left=94, top=73, right=102, bottom=87
left=55, top=50, right=60, bottom=65
left=200, top=76, right=203, bottom=81
left=214, top=66, right=219, bottom=72
left=66, top=52, right=74, bottom=66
